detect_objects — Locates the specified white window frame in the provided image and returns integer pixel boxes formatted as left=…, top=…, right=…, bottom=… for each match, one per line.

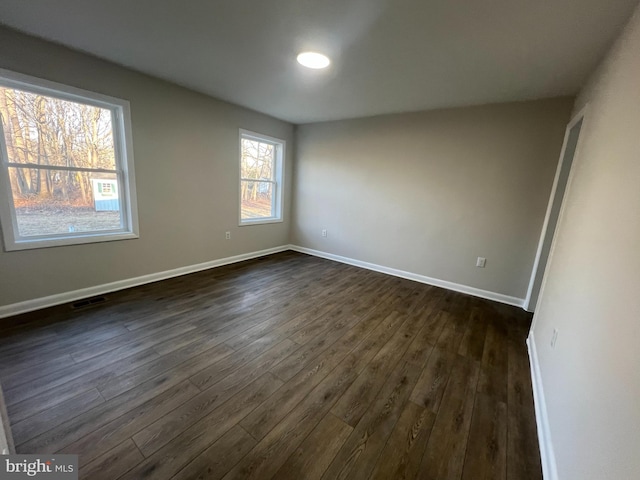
left=238, top=129, right=285, bottom=226
left=0, top=68, right=139, bottom=251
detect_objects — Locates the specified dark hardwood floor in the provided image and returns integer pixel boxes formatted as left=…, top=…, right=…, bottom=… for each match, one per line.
left=0, top=251, right=542, bottom=479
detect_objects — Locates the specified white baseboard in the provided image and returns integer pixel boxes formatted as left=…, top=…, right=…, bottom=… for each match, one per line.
left=0, top=243, right=526, bottom=319
left=527, top=333, right=558, bottom=480
left=0, top=245, right=290, bottom=319
left=288, top=245, right=525, bottom=308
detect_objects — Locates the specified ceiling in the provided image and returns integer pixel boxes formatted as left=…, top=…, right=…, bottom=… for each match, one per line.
left=0, top=0, right=637, bottom=124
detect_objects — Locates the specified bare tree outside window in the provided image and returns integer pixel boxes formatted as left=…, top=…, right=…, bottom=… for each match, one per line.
left=0, top=87, right=122, bottom=236
left=0, top=70, right=138, bottom=250
left=239, top=132, right=283, bottom=224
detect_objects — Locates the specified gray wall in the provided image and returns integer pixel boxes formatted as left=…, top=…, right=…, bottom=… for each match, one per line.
left=531, top=3, right=640, bottom=479
left=292, top=99, right=573, bottom=299
left=0, top=27, right=294, bottom=308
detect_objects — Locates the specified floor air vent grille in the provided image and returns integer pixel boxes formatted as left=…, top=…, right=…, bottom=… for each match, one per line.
left=71, top=296, right=107, bottom=309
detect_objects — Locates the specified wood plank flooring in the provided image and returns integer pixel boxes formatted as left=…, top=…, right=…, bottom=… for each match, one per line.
left=0, top=251, right=542, bottom=480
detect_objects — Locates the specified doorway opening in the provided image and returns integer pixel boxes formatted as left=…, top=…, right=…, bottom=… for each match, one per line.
left=525, top=108, right=586, bottom=312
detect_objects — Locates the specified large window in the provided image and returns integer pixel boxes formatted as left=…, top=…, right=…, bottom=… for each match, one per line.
left=0, top=69, right=138, bottom=250
left=239, top=130, right=284, bottom=225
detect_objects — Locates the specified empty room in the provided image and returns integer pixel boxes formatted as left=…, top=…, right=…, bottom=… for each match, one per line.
left=0, top=1, right=639, bottom=479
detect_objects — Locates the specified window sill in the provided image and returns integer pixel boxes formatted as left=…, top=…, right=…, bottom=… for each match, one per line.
left=3, top=231, right=139, bottom=251
left=239, top=218, right=284, bottom=227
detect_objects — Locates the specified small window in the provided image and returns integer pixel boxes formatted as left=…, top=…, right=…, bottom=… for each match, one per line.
left=0, top=69, right=139, bottom=250
left=239, top=130, right=284, bottom=225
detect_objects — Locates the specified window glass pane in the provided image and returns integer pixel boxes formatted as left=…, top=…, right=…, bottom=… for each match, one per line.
left=241, top=180, right=273, bottom=220
left=240, top=138, right=273, bottom=180
left=0, top=86, right=116, bottom=170
left=8, top=167, right=122, bottom=237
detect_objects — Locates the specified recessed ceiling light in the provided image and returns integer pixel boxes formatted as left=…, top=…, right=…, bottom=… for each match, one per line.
left=297, top=52, right=330, bottom=69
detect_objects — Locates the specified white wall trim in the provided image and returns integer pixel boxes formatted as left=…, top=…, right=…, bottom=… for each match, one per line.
left=0, top=245, right=289, bottom=319
left=0, top=243, right=527, bottom=319
left=289, top=245, right=525, bottom=308
left=527, top=333, right=559, bottom=480
left=524, top=106, right=589, bottom=313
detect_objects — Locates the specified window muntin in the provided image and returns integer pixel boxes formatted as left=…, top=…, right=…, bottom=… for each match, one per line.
left=239, top=130, right=284, bottom=224
left=0, top=69, right=138, bottom=250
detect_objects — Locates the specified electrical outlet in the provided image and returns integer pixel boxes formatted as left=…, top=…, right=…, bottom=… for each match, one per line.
left=476, top=257, right=486, bottom=268
left=551, top=329, right=559, bottom=348
left=321, top=229, right=327, bottom=237
left=225, top=231, right=231, bottom=240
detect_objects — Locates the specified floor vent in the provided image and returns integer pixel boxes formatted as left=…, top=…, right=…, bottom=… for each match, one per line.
left=72, top=296, right=107, bottom=309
